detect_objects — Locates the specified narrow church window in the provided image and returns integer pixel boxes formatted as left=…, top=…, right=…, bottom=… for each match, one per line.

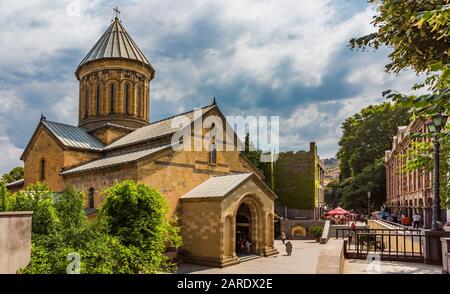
left=88, top=188, right=95, bottom=208
left=40, top=159, right=46, bottom=181
left=125, top=83, right=130, bottom=114
left=96, top=85, right=100, bottom=115
left=210, top=136, right=217, bottom=165
left=137, top=85, right=141, bottom=117
left=110, top=84, right=115, bottom=114
left=84, top=89, right=89, bottom=118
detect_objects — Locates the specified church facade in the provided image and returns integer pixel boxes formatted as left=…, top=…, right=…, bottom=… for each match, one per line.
left=14, top=16, right=278, bottom=267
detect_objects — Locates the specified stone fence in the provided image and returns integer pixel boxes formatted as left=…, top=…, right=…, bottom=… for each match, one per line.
left=0, top=211, right=33, bottom=274
left=279, top=219, right=325, bottom=240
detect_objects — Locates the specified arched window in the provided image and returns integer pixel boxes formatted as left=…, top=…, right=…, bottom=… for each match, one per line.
left=125, top=83, right=130, bottom=114
left=210, top=136, right=217, bottom=165
left=110, top=83, right=115, bottom=114
left=137, top=85, right=141, bottom=117
left=95, top=85, right=100, bottom=115
left=88, top=188, right=95, bottom=209
left=84, top=88, right=89, bottom=118
left=40, top=158, right=46, bottom=181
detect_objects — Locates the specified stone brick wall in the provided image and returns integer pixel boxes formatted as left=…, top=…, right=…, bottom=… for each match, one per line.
left=24, top=127, right=65, bottom=191
left=279, top=219, right=325, bottom=240
left=23, top=125, right=101, bottom=193
left=90, top=126, right=131, bottom=145
left=181, top=176, right=277, bottom=267
left=274, top=143, right=316, bottom=210
left=63, top=163, right=137, bottom=209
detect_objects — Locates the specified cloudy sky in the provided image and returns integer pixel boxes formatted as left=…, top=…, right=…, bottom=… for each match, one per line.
left=0, top=0, right=423, bottom=174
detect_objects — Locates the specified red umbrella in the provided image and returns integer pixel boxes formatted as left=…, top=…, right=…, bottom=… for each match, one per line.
left=325, top=207, right=350, bottom=216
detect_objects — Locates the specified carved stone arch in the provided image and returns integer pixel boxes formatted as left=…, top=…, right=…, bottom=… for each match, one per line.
left=107, top=80, right=119, bottom=114
left=121, top=79, right=133, bottom=115
left=233, top=193, right=265, bottom=255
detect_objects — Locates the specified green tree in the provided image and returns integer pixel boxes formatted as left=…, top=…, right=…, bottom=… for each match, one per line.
left=12, top=183, right=59, bottom=235
left=334, top=103, right=410, bottom=210
left=99, top=180, right=181, bottom=273
left=242, top=132, right=275, bottom=189
left=350, top=0, right=450, bottom=208
left=15, top=182, right=181, bottom=274
left=1, top=166, right=24, bottom=184
left=324, top=180, right=342, bottom=209
left=337, top=103, right=410, bottom=179
left=349, top=0, right=450, bottom=93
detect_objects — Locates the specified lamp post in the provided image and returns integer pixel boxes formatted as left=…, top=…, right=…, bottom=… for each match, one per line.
left=425, top=112, right=448, bottom=231
left=367, top=191, right=371, bottom=215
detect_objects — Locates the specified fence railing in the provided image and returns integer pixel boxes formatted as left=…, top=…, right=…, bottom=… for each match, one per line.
left=335, top=228, right=425, bottom=262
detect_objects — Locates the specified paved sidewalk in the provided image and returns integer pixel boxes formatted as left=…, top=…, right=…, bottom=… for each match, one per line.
left=344, top=259, right=442, bottom=274
left=178, top=240, right=323, bottom=274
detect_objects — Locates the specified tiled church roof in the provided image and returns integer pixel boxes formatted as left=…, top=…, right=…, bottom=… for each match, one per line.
left=43, top=120, right=104, bottom=151
left=61, top=144, right=172, bottom=175
left=104, top=104, right=216, bottom=150
left=181, top=173, right=253, bottom=199
left=77, top=17, right=152, bottom=70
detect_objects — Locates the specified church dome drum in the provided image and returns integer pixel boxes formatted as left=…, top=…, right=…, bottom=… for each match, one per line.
left=75, top=16, right=155, bottom=131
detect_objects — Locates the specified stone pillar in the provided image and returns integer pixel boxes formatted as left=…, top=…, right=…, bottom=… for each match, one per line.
left=424, top=208, right=433, bottom=229
left=423, top=230, right=450, bottom=265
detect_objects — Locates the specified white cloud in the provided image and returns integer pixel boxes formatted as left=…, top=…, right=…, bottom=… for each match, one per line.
left=0, top=125, right=23, bottom=173
left=0, top=0, right=429, bottom=168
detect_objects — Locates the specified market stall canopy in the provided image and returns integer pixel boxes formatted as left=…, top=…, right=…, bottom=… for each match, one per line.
left=325, top=207, right=350, bottom=216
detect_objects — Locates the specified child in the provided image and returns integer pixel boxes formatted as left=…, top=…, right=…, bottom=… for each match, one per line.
left=285, top=241, right=293, bottom=256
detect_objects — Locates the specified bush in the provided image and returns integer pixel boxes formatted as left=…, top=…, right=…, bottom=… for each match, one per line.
left=16, top=181, right=181, bottom=274
left=99, top=180, right=182, bottom=273
left=0, top=182, right=11, bottom=212
left=309, top=226, right=323, bottom=238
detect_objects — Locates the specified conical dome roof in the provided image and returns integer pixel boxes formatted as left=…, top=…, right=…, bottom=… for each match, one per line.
left=77, top=17, right=153, bottom=72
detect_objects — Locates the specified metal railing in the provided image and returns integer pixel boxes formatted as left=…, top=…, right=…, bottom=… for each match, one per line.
left=335, top=228, right=425, bottom=262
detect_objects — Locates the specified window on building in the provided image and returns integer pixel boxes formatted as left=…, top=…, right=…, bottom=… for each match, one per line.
left=110, top=84, right=115, bottom=114
left=96, top=85, right=100, bottom=115
left=210, top=136, right=217, bottom=165
left=125, top=83, right=130, bottom=114
left=88, top=188, right=95, bottom=209
left=84, top=89, right=89, bottom=118
left=40, top=158, right=46, bottom=181
left=137, top=85, right=141, bottom=117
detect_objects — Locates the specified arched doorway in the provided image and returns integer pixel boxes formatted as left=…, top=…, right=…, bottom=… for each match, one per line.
left=236, top=203, right=251, bottom=256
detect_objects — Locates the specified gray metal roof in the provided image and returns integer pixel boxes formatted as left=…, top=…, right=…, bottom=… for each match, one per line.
left=78, top=17, right=151, bottom=68
left=105, top=104, right=215, bottom=150
left=61, top=144, right=172, bottom=175
left=181, top=173, right=253, bottom=199
left=5, top=178, right=24, bottom=187
left=43, top=120, right=104, bottom=151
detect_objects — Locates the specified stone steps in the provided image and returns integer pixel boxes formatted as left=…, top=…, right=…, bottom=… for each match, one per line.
left=238, top=255, right=262, bottom=262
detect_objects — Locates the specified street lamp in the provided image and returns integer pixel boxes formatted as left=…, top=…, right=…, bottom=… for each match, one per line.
left=367, top=191, right=371, bottom=215
left=425, top=112, right=448, bottom=231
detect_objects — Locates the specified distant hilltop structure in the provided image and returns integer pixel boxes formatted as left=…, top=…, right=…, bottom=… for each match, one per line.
left=322, top=158, right=340, bottom=186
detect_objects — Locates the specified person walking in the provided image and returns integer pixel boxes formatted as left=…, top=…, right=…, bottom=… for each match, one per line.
left=285, top=241, right=293, bottom=256
left=412, top=213, right=421, bottom=229
left=281, top=232, right=286, bottom=244
left=244, top=239, right=252, bottom=255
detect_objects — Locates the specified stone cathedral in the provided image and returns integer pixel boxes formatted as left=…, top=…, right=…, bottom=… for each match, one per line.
left=11, top=16, right=278, bottom=267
